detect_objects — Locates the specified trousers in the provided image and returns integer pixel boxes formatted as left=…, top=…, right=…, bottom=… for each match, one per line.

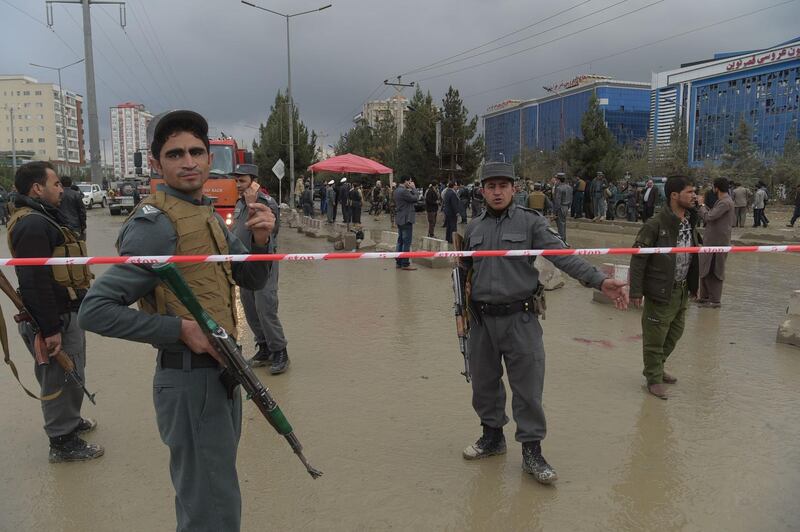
left=641, top=284, right=688, bottom=385
left=556, top=206, right=569, bottom=242
left=444, top=213, right=458, bottom=244
left=240, top=261, right=287, bottom=352
left=395, top=223, right=413, bottom=267
left=426, top=211, right=437, bottom=237
left=154, top=360, right=242, bottom=532
left=468, top=311, right=547, bottom=442
left=698, top=272, right=724, bottom=304
left=19, top=312, right=86, bottom=438
left=734, top=206, right=747, bottom=227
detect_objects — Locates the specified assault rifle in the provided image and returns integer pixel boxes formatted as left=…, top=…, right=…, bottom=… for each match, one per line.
left=451, top=233, right=471, bottom=383
left=153, top=263, right=322, bottom=480
left=0, top=270, right=96, bottom=404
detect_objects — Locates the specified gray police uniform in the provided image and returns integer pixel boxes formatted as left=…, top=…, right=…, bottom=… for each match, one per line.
left=78, top=185, right=270, bottom=532
left=462, top=203, right=605, bottom=442
left=232, top=191, right=288, bottom=353
left=553, top=182, right=573, bottom=242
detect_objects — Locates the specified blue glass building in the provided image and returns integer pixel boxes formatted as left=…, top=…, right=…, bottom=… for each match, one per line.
left=482, top=77, right=651, bottom=163
left=651, top=37, right=800, bottom=166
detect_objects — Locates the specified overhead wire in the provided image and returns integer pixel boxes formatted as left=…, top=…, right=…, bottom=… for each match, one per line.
left=125, top=3, right=183, bottom=106
left=400, top=0, right=594, bottom=76
left=461, top=0, right=799, bottom=101
left=405, top=0, right=628, bottom=77
left=417, top=0, right=666, bottom=83
left=136, top=0, right=189, bottom=107
left=91, top=8, right=164, bottom=109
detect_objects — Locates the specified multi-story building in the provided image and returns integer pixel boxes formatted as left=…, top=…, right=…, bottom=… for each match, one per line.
left=0, top=75, right=84, bottom=170
left=651, top=37, right=800, bottom=166
left=359, top=94, right=409, bottom=137
left=482, top=75, right=651, bottom=164
left=110, top=102, right=152, bottom=178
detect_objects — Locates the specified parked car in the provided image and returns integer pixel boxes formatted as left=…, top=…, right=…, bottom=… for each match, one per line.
left=77, top=182, right=107, bottom=209
left=608, top=176, right=666, bottom=219
left=108, top=178, right=149, bottom=215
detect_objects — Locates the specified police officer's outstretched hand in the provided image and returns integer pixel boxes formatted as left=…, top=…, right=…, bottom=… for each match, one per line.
left=179, top=319, right=225, bottom=366
left=600, top=279, right=629, bottom=310
left=245, top=202, right=276, bottom=246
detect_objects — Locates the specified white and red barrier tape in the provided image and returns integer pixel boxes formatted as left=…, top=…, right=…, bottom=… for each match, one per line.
left=1, top=245, right=798, bottom=266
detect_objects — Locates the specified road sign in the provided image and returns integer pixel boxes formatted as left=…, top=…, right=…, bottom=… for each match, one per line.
left=272, top=159, right=285, bottom=180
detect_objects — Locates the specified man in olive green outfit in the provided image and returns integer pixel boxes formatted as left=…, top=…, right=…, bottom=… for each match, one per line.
left=629, top=176, right=701, bottom=400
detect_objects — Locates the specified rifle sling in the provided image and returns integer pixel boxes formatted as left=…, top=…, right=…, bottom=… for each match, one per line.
left=0, top=297, right=62, bottom=402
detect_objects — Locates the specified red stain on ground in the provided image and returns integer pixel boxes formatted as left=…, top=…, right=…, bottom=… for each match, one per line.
left=572, top=337, right=615, bottom=349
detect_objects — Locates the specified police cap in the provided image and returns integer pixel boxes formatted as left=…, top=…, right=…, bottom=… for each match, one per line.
left=232, top=163, right=259, bottom=177
left=480, top=161, right=515, bottom=184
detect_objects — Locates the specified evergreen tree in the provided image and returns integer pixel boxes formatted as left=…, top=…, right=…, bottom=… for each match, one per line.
left=558, top=94, right=621, bottom=179
left=663, top=111, right=690, bottom=175
left=395, top=87, right=439, bottom=186
left=719, top=118, right=764, bottom=186
left=439, top=86, right=484, bottom=183
left=515, top=147, right=563, bottom=181
left=772, top=131, right=800, bottom=187
left=252, top=90, right=318, bottom=200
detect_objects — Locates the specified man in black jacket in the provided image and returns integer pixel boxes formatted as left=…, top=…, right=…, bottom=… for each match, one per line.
left=7, top=161, right=103, bottom=462
left=629, top=176, right=701, bottom=400
left=58, top=175, right=87, bottom=240
left=442, top=181, right=461, bottom=244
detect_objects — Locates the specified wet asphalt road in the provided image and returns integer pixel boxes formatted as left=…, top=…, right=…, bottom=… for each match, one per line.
left=0, top=207, right=798, bottom=531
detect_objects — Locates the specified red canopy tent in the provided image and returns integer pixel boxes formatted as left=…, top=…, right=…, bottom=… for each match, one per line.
left=308, top=153, right=392, bottom=174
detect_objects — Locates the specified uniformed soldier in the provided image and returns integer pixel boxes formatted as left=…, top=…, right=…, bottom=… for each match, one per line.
left=8, top=161, right=102, bottom=463
left=459, top=161, right=628, bottom=484
left=552, top=173, right=572, bottom=242
left=78, top=110, right=275, bottom=532
left=231, top=163, right=290, bottom=374
left=527, top=183, right=547, bottom=212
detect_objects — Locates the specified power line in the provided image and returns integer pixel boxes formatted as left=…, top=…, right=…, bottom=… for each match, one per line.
left=125, top=3, right=182, bottom=105
left=402, top=0, right=612, bottom=77
left=331, top=82, right=386, bottom=131
left=136, top=1, right=189, bottom=107
left=91, top=9, right=164, bottom=108
left=418, top=0, right=665, bottom=82
left=462, top=0, right=798, bottom=101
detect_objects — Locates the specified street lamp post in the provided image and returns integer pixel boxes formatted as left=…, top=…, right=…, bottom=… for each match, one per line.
left=30, top=58, right=85, bottom=171
left=241, top=1, right=332, bottom=208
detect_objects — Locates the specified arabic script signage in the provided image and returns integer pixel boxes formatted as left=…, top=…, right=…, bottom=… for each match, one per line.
left=726, top=45, right=800, bottom=72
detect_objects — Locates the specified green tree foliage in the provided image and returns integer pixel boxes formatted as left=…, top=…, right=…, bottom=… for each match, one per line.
left=558, top=94, right=622, bottom=179
left=663, top=112, right=690, bottom=176
left=438, top=86, right=484, bottom=183
left=772, top=131, right=800, bottom=187
left=395, top=87, right=439, bottom=186
left=334, top=116, right=397, bottom=168
left=719, top=118, right=765, bottom=186
left=619, top=139, right=652, bottom=180
left=514, top=147, right=563, bottom=181
left=252, top=90, right=318, bottom=199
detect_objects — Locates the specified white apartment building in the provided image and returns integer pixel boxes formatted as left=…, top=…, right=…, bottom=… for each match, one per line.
left=0, top=75, right=84, bottom=165
left=360, top=94, right=409, bottom=137
left=110, top=102, right=152, bottom=178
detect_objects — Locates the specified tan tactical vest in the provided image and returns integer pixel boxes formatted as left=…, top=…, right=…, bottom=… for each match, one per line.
left=528, top=191, right=546, bottom=210
left=134, top=191, right=237, bottom=333
left=7, top=206, right=92, bottom=297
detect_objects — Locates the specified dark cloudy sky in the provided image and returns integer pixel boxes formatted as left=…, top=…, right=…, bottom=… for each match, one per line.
left=2, top=0, right=798, bottom=158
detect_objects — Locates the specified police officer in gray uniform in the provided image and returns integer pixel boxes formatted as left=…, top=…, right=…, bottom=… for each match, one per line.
left=460, top=161, right=628, bottom=484
left=231, top=163, right=290, bottom=374
left=78, top=110, right=275, bottom=532
left=553, top=172, right=572, bottom=243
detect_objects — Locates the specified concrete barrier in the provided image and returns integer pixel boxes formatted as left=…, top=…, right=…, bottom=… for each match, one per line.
left=415, top=237, right=451, bottom=268
left=302, top=217, right=328, bottom=238
left=376, top=231, right=399, bottom=252
left=535, top=256, right=564, bottom=290
left=777, top=290, right=800, bottom=348
left=592, top=262, right=637, bottom=309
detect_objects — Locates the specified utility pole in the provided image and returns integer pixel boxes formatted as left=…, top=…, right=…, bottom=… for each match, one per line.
left=384, top=76, right=415, bottom=145
left=46, top=0, right=126, bottom=185
left=30, top=58, right=85, bottom=168
left=241, top=1, right=332, bottom=208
